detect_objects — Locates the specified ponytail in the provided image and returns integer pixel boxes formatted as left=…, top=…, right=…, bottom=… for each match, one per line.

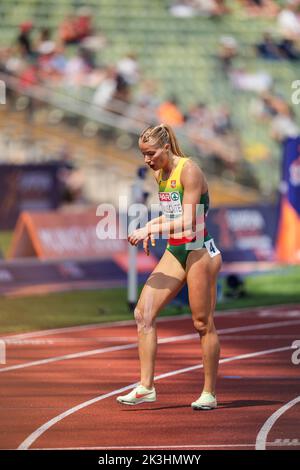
left=162, top=124, right=185, bottom=157
left=139, top=123, right=185, bottom=157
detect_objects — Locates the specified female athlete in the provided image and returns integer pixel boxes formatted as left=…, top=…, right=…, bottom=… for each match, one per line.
left=117, top=124, right=222, bottom=410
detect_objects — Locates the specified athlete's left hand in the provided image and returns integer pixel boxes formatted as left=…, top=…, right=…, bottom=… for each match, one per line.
left=128, top=226, right=149, bottom=246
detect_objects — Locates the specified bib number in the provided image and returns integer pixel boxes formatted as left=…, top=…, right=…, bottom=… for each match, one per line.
left=204, top=239, right=220, bottom=258
left=159, top=191, right=182, bottom=217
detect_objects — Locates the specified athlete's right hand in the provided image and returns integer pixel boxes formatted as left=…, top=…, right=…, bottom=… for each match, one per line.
left=143, top=235, right=156, bottom=256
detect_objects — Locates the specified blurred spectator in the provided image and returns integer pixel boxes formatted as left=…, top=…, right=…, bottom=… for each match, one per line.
left=59, top=15, right=79, bottom=45
left=170, top=0, right=228, bottom=17
left=59, top=8, right=102, bottom=50
left=92, top=67, right=119, bottom=108
left=277, top=0, right=300, bottom=41
left=36, top=28, right=56, bottom=56
left=113, top=72, right=130, bottom=104
left=276, top=0, right=300, bottom=60
left=169, top=1, right=198, bottom=17
left=16, top=22, right=34, bottom=58
left=271, top=110, right=300, bottom=141
left=156, top=96, right=184, bottom=126
left=46, top=46, right=68, bottom=76
left=256, top=31, right=284, bottom=60
left=214, top=0, right=230, bottom=15
left=117, top=53, right=140, bottom=86
left=37, top=44, right=57, bottom=81
left=74, top=7, right=93, bottom=42
left=213, top=105, right=233, bottom=135
left=194, top=0, right=229, bottom=16
left=0, top=47, right=24, bottom=76
left=278, top=38, right=300, bottom=60
left=229, top=67, right=272, bottom=92
left=252, top=92, right=300, bottom=142
left=218, top=35, right=239, bottom=74
left=76, top=7, right=107, bottom=58
left=19, top=59, right=40, bottom=89
left=239, top=0, right=279, bottom=17
left=92, top=67, right=130, bottom=109
left=64, top=48, right=92, bottom=87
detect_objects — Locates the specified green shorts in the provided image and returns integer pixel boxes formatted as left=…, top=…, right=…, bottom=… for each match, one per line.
left=166, top=235, right=219, bottom=269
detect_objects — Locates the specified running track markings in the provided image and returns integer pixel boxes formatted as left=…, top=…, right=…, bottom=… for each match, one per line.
left=1, top=319, right=300, bottom=373
left=4, top=304, right=300, bottom=341
left=18, top=345, right=291, bottom=450
left=32, top=442, right=300, bottom=449
left=255, top=396, right=300, bottom=450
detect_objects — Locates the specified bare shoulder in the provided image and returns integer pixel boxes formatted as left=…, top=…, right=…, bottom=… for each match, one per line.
left=181, top=158, right=205, bottom=187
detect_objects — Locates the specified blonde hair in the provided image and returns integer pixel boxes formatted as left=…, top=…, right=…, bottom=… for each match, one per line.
left=139, top=124, right=185, bottom=157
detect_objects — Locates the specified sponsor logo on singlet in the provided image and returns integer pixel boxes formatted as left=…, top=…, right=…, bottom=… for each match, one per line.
left=171, top=192, right=179, bottom=201
left=159, top=192, right=171, bottom=202
left=159, top=191, right=182, bottom=217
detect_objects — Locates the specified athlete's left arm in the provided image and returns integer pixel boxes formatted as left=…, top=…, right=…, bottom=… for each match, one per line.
left=179, top=160, right=203, bottom=236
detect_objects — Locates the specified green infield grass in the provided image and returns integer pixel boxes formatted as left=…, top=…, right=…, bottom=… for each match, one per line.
left=0, top=266, right=299, bottom=334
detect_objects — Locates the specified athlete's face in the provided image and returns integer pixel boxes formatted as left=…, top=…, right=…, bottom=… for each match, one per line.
left=139, top=141, right=169, bottom=171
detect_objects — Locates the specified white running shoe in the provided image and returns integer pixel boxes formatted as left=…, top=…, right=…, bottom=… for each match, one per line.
left=116, top=384, right=156, bottom=405
left=191, top=391, right=217, bottom=410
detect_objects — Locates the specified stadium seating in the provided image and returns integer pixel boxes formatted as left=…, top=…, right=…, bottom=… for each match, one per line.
left=0, top=0, right=299, bottom=194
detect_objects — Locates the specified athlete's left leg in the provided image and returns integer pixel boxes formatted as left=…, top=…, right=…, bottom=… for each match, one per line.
left=186, top=249, right=222, bottom=394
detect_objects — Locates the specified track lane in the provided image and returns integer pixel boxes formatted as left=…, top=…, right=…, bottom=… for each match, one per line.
left=0, top=305, right=299, bottom=450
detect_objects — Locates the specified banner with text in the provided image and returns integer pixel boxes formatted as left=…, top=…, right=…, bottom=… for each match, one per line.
left=0, top=164, right=62, bottom=230
left=206, top=204, right=279, bottom=262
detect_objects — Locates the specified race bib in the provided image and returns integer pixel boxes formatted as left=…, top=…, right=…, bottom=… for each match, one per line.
left=204, top=239, right=221, bottom=258
left=159, top=191, right=182, bottom=218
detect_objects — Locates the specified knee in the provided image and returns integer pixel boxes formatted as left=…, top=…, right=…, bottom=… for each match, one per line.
left=193, top=316, right=209, bottom=337
left=134, top=306, right=156, bottom=334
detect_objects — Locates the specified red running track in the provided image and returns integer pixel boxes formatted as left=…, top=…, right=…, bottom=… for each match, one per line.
left=0, top=304, right=299, bottom=450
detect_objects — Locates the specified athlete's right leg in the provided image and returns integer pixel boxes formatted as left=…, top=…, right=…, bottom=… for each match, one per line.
left=134, top=249, right=186, bottom=390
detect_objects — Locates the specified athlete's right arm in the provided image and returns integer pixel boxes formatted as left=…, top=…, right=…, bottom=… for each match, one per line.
left=144, top=169, right=166, bottom=244
left=144, top=215, right=166, bottom=252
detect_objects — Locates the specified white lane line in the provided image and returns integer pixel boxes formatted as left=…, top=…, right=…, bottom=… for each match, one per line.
left=18, top=345, right=292, bottom=450
left=4, top=337, right=137, bottom=345
left=216, top=319, right=300, bottom=335
left=1, top=319, right=300, bottom=374
left=222, top=376, right=299, bottom=380
left=32, top=441, right=300, bottom=450
left=255, top=396, right=300, bottom=450
left=217, top=335, right=297, bottom=340
left=5, top=340, right=55, bottom=346
left=1, top=314, right=191, bottom=340
left=0, top=343, right=138, bottom=373
left=33, top=444, right=256, bottom=449
left=4, top=303, right=299, bottom=340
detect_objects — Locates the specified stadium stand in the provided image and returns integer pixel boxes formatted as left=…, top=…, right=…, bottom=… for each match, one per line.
left=0, top=0, right=299, bottom=203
